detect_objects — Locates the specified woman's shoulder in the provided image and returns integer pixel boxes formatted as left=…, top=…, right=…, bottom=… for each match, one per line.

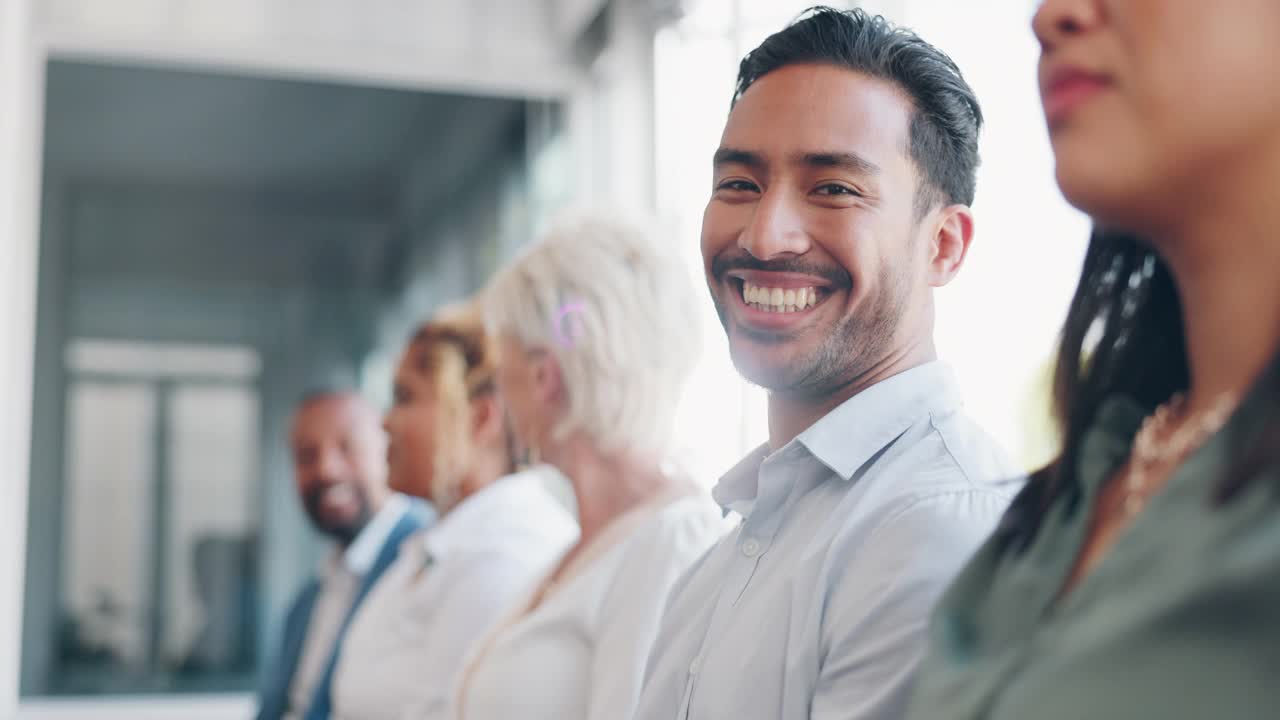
left=621, top=494, right=732, bottom=564
left=586, top=495, right=730, bottom=618
left=659, top=491, right=731, bottom=527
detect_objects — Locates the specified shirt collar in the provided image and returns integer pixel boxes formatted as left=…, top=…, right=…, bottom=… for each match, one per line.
left=711, top=444, right=770, bottom=518
left=797, top=361, right=963, bottom=480
left=421, top=466, right=565, bottom=561
left=712, top=362, right=963, bottom=513
left=342, top=493, right=411, bottom=575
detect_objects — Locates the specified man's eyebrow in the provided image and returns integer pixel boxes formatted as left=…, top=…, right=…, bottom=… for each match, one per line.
left=797, top=151, right=882, bottom=176
left=712, top=148, right=882, bottom=178
left=713, top=148, right=765, bottom=170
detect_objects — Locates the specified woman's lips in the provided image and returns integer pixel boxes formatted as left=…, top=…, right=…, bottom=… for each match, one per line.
left=1042, top=65, right=1112, bottom=127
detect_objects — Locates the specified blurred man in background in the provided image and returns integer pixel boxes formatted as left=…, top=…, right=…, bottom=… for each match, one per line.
left=256, top=391, right=432, bottom=720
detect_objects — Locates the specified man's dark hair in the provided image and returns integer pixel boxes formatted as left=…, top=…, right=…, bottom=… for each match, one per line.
left=733, top=6, right=983, bottom=216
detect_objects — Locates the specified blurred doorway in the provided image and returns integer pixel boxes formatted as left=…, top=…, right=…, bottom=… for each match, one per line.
left=58, top=340, right=261, bottom=693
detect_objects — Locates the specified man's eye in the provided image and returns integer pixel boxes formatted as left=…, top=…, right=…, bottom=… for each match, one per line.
left=716, top=179, right=760, bottom=192
left=814, top=183, right=860, bottom=197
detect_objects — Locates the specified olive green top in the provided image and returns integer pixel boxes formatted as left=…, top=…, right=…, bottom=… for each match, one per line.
left=906, top=360, right=1280, bottom=720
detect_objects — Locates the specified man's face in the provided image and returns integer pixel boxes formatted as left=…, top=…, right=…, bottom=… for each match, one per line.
left=290, top=394, right=388, bottom=544
left=703, top=63, right=934, bottom=397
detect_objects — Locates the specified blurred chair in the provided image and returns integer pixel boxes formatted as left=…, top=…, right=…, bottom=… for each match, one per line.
left=181, top=534, right=259, bottom=673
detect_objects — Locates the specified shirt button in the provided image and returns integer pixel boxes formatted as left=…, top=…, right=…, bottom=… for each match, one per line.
left=689, top=656, right=702, bottom=675
left=742, top=538, right=761, bottom=557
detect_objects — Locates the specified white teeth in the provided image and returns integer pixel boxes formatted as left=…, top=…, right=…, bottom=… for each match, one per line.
left=740, top=282, right=822, bottom=314
left=321, top=484, right=355, bottom=508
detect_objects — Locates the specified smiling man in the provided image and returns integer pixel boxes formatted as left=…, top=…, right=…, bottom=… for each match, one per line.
left=256, top=391, right=431, bottom=720
left=632, top=8, right=1022, bottom=720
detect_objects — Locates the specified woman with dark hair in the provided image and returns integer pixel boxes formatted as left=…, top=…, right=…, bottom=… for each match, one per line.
left=907, top=1, right=1280, bottom=718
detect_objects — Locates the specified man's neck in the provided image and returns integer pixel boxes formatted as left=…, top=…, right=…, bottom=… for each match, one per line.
left=766, top=340, right=936, bottom=450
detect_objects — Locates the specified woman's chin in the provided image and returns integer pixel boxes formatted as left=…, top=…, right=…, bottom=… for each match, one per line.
left=388, top=474, right=425, bottom=501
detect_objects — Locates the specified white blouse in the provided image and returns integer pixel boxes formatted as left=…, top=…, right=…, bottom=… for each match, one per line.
left=330, top=468, right=578, bottom=720
left=451, top=494, right=730, bottom=720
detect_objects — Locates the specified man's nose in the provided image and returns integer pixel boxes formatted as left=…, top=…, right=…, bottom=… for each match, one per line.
left=314, top=446, right=347, bottom=481
left=738, top=188, right=811, bottom=261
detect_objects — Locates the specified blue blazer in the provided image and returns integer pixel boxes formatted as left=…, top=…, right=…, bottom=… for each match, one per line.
left=256, top=502, right=432, bottom=720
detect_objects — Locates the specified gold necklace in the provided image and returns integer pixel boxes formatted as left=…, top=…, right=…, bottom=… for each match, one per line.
left=1120, top=392, right=1238, bottom=519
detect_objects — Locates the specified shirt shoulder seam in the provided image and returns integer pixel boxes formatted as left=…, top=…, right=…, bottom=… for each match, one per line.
left=927, top=410, right=975, bottom=485
left=864, top=486, right=1011, bottom=541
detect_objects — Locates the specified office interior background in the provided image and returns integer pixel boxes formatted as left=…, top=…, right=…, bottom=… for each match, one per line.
left=0, top=0, right=1081, bottom=717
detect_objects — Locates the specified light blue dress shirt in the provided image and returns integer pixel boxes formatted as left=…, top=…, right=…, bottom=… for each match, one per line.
left=631, top=362, right=1023, bottom=720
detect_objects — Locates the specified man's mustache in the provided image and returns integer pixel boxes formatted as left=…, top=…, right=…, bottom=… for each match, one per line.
left=710, top=251, right=852, bottom=289
left=304, top=480, right=352, bottom=512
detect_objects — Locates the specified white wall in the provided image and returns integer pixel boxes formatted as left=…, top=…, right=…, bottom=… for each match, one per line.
left=1, top=0, right=41, bottom=713
left=565, top=0, right=660, bottom=213
left=873, top=0, right=1090, bottom=467
left=34, top=0, right=580, bottom=98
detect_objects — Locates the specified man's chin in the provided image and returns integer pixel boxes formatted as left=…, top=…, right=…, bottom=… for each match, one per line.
left=309, top=507, right=369, bottom=543
left=729, top=346, right=811, bottom=392
left=310, top=520, right=356, bottom=544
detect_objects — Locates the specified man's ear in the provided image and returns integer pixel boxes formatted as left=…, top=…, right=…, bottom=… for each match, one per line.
left=926, top=203, right=975, bottom=288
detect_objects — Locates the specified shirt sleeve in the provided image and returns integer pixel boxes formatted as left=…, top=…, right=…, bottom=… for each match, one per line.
left=584, top=504, right=726, bottom=720
left=810, top=491, right=1008, bottom=720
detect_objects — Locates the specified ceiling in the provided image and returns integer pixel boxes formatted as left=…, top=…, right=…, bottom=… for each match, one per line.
left=42, top=59, right=527, bottom=204
left=41, top=59, right=532, bottom=299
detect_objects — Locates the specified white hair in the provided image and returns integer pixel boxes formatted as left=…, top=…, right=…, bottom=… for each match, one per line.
left=484, top=212, right=702, bottom=455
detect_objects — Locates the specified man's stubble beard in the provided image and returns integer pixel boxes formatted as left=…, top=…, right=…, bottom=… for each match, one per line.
left=716, top=263, right=911, bottom=399
left=304, top=482, right=373, bottom=545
